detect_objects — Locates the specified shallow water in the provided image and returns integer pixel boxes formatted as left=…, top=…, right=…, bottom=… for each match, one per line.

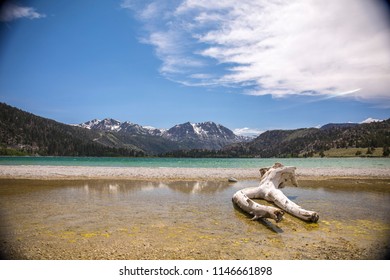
left=0, top=179, right=389, bottom=259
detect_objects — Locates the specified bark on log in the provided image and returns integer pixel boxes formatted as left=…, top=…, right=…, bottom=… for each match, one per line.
left=232, top=163, right=319, bottom=223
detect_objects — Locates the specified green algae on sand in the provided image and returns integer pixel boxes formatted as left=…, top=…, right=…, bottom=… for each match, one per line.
left=0, top=178, right=389, bottom=260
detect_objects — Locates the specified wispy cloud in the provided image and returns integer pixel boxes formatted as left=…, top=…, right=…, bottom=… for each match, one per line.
left=233, top=127, right=264, bottom=137
left=121, top=0, right=390, bottom=103
left=0, top=3, right=46, bottom=22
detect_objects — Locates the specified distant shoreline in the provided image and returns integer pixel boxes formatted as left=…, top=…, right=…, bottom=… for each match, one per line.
left=0, top=165, right=389, bottom=180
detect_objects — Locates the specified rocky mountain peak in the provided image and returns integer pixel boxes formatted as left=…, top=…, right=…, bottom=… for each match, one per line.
left=164, top=121, right=239, bottom=141
left=77, top=118, right=244, bottom=151
left=80, top=118, right=121, bottom=131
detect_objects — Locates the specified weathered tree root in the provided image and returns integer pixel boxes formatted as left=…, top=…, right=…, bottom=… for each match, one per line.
left=232, top=163, right=319, bottom=223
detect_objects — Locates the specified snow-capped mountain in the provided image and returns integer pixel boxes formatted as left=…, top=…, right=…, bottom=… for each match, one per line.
left=163, top=121, right=245, bottom=150
left=80, top=118, right=121, bottom=131
left=79, top=118, right=163, bottom=136
left=77, top=119, right=245, bottom=151
left=165, top=121, right=241, bottom=141
left=78, top=119, right=242, bottom=140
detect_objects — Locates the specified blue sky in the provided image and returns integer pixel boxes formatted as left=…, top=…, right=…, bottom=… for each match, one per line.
left=0, top=0, right=389, bottom=136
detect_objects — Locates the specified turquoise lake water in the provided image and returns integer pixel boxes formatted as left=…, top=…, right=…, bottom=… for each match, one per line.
left=0, top=156, right=389, bottom=169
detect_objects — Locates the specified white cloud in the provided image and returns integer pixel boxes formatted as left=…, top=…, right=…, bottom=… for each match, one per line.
left=122, top=0, right=390, bottom=104
left=360, top=118, right=383, bottom=124
left=120, top=0, right=135, bottom=10
left=233, top=127, right=264, bottom=137
left=0, top=3, right=46, bottom=22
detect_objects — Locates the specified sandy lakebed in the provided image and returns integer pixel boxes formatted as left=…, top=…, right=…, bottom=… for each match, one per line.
left=0, top=165, right=389, bottom=260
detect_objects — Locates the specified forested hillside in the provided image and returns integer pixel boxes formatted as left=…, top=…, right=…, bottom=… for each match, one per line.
left=0, top=103, right=144, bottom=156
left=221, top=120, right=390, bottom=157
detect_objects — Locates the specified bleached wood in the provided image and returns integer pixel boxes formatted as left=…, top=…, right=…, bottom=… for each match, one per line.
left=233, top=163, right=319, bottom=223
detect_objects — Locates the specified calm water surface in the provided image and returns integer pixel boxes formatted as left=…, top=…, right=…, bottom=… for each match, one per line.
left=0, top=179, right=389, bottom=259
left=1, top=156, right=390, bottom=169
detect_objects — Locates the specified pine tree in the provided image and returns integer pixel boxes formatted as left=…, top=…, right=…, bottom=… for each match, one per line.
left=383, top=146, right=390, bottom=157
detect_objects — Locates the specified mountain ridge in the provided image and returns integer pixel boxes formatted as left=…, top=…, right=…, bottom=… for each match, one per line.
left=76, top=118, right=247, bottom=152
left=1, top=102, right=389, bottom=157
left=220, top=119, right=390, bottom=157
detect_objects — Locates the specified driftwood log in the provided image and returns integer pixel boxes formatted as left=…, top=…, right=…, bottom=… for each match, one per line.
left=232, top=163, right=319, bottom=223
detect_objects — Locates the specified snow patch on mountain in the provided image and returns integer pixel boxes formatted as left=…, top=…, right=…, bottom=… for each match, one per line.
left=79, top=119, right=101, bottom=129
left=191, top=122, right=213, bottom=137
